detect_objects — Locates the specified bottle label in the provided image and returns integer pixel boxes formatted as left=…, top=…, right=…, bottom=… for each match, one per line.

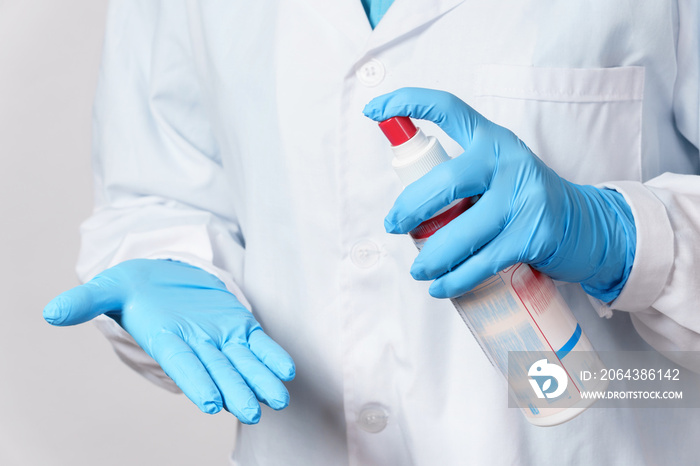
left=407, top=196, right=606, bottom=423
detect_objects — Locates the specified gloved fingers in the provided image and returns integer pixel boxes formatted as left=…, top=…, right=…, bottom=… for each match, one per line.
left=150, top=332, right=223, bottom=415
left=248, top=329, right=296, bottom=382
left=428, top=234, right=519, bottom=299
left=363, top=87, right=487, bottom=148
left=410, top=193, right=508, bottom=281
left=42, top=274, right=122, bottom=326
left=191, top=342, right=261, bottom=424
left=221, top=343, right=291, bottom=411
left=385, top=151, right=494, bottom=234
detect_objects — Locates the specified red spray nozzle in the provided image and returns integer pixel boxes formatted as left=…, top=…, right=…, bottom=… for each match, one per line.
left=378, top=116, right=418, bottom=146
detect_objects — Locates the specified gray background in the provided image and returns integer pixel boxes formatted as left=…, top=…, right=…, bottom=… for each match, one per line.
left=0, top=1, right=239, bottom=464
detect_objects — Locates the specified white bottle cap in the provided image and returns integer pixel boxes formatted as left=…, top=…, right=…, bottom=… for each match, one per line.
left=378, top=117, right=450, bottom=186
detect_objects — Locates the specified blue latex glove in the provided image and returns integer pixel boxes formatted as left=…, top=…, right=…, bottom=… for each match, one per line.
left=364, top=88, right=636, bottom=302
left=43, top=259, right=295, bottom=424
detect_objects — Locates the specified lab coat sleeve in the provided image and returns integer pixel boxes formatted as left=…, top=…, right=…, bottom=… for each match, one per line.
left=592, top=0, right=700, bottom=372
left=76, top=1, right=248, bottom=392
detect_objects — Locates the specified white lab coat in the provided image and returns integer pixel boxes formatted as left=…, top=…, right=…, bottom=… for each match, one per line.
left=80, top=1, right=700, bottom=464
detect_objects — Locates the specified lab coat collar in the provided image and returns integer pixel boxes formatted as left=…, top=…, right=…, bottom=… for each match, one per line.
left=366, top=0, right=465, bottom=52
left=300, top=0, right=466, bottom=55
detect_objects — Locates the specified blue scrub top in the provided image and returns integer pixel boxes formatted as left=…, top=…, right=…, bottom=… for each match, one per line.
left=361, top=0, right=394, bottom=28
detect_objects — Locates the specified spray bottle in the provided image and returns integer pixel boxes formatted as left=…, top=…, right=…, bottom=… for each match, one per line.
left=378, top=116, right=608, bottom=426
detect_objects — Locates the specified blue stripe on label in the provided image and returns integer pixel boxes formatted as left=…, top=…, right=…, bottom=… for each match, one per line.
left=556, top=323, right=582, bottom=359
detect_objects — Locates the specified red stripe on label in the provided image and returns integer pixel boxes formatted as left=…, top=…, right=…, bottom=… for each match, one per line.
left=409, top=197, right=476, bottom=240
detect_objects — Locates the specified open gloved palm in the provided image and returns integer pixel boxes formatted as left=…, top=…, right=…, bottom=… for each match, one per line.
left=43, top=258, right=295, bottom=424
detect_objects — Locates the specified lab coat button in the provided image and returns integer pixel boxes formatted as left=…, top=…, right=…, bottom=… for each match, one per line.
left=351, top=240, right=380, bottom=268
left=355, top=58, right=385, bottom=87
left=358, top=405, right=389, bottom=433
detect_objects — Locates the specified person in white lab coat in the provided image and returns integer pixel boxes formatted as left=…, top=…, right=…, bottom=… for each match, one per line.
left=43, top=1, right=700, bottom=465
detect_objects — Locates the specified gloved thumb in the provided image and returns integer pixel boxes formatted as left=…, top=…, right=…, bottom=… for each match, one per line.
left=43, top=275, right=122, bottom=326
left=363, top=87, right=487, bottom=149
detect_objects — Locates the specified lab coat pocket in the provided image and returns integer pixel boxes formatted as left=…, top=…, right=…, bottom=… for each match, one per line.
left=472, top=64, right=644, bottom=184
